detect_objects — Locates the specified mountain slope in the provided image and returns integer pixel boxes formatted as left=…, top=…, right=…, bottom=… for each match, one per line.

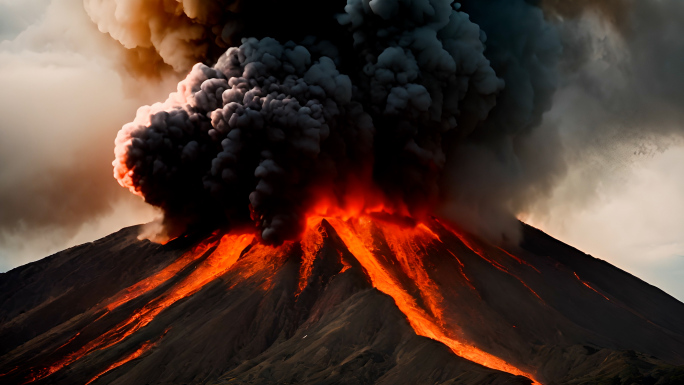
left=1, top=217, right=683, bottom=384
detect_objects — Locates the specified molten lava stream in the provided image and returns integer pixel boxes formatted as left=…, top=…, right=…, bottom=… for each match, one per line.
left=446, top=250, right=478, bottom=293
left=574, top=272, right=610, bottom=301
left=326, top=217, right=540, bottom=384
left=447, top=227, right=545, bottom=303
left=378, top=224, right=446, bottom=323
left=84, top=330, right=168, bottom=385
left=104, top=237, right=219, bottom=311
left=297, top=221, right=325, bottom=296
left=24, top=233, right=254, bottom=383
left=496, top=246, right=541, bottom=273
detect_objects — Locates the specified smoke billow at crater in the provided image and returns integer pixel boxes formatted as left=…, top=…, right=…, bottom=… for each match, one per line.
left=107, top=0, right=684, bottom=244
left=110, top=0, right=563, bottom=243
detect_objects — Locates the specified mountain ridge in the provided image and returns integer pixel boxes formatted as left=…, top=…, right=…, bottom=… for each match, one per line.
left=1, top=217, right=683, bottom=384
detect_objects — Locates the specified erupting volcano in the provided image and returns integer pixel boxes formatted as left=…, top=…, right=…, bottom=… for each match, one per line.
left=2, top=213, right=684, bottom=384
left=2, top=0, right=684, bottom=384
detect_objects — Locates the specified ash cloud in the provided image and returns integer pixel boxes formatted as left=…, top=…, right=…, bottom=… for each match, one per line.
left=107, top=0, right=684, bottom=243
left=114, top=0, right=505, bottom=242
left=83, top=0, right=352, bottom=77
left=554, top=0, right=684, bottom=138
left=444, top=0, right=684, bottom=239
left=524, top=0, right=684, bottom=219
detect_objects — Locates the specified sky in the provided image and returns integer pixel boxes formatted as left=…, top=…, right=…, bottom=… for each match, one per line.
left=524, top=145, right=684, bottom=301
left=0, top=0, right=683, bottom=302
left=0, top=0, right=163, bottom=268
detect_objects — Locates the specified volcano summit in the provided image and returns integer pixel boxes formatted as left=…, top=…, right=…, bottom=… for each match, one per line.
left=3, top=0, right=684, bottom=384
left=1, top=216, right=684, bottom=384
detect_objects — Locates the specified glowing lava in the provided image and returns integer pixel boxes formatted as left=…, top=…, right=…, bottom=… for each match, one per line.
left=84, top=330, right=168, bottom=385
left=104, top=237, right=219, bottom=311
left=446, top=225, right=545, bottom=304
left=24, top=233, right=253, bottom=383
left=23, top=215, right=542, bottom=384
left=323, top=216, right=541, bottom=384
left=574, top=272, right=610, bottom=301
left=297, top=220, right=325, bottom=297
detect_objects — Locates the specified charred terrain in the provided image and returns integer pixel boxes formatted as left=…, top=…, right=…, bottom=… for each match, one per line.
left=1, top=216, right=684, bottom=385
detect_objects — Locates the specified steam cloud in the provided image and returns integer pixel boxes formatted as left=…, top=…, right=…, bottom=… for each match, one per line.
left=106, top=0, right=684, bottom=242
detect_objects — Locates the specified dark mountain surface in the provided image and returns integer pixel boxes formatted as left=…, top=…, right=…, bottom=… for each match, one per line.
left=1, top=217, right=683, bottom=385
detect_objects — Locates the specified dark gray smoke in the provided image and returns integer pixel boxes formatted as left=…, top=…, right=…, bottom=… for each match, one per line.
left=552, top=0, right=684, bottom=139
left=114, top=0, right=511, bottom=242
left=111, top=0, right=684, bottom=243
left=443, top=0, right=684, bottom=239
left=439, top=0, right=564, bottom=240
left=527, top=0, right=684, bottom=217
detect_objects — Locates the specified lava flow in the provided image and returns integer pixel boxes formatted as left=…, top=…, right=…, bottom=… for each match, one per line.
left=574, top=272, right=610, bottom=301
left=23, top=233, right=254, bottom=383
left=104, top=237, right=219, bottom=311
left=442, top=223, right=545, bottom=304
left=323, top=216, right=541, bottom=384
left=83, top=330, right=169, bottom=385
left=20, top=214, right=544, bottom=385
left=8, top=207, right=684, bottom=385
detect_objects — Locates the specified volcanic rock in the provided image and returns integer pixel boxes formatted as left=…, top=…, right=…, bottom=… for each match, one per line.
left=1, top=217, right=683, bottom=384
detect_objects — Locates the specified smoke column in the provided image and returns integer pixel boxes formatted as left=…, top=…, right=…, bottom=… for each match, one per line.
left=104, top=0, right=684, bottom=242
left=112, top=0, right=516, bottom=242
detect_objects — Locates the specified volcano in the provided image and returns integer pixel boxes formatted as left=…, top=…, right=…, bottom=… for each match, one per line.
left=1, top=216, right=684, bottom=385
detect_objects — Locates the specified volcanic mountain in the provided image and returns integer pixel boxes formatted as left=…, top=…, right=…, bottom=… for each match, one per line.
left=1, top=216, right=684, bottom=385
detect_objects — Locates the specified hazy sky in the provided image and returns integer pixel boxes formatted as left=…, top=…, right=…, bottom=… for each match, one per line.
left=525, top=145, right=684, bottom=301
left=0, top=0, right=161, bottom=268
left=0, top=0, right=683, bottom=302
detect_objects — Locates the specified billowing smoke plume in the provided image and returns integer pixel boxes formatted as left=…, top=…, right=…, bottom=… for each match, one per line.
left=107, top=0, right=684, bottom=242
left=525, top=0, right=684, bottom=221
left=438, top=0, right=563, bottom=239
left=84, top=0, right=351, bottom=76
left=114, top=0, right=506, bottom=242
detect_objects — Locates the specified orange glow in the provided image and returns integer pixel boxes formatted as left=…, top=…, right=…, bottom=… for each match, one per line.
left=25, top=233, right=254, bottom=383
left=339, top=256, right=352, bottom=274
left=323, top=216, right=540, bottom=384
left=446, top=227, right=544, bottom=304
left=54, top=332, right=82, bottom=352
left=574, top=272, right=610, bottom=301
left=496, top=247, right=541, bottom=273
left=228, top=240, right=294, bottom=290
left=25, top=213, right=542, bottom=385
left=0, top=366, right=18, bottom=378
left=417, top=223, right=443, bottom=242
left=105, top=237, right=218, bottom=311
left=84, top=330, right=167, bottom=385
left=378, top=223, right=445, bottom=322
left=297, top=221, right=324, bottom=296
left=306, top=177, right=418, bottom=226
left=447, top=250, right=478, bottom=292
